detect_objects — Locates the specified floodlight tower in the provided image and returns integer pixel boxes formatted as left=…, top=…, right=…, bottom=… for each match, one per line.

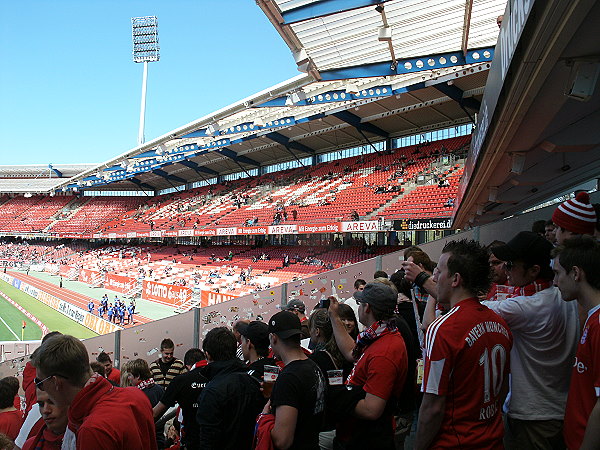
left=131, top=16, right=160, bottom=146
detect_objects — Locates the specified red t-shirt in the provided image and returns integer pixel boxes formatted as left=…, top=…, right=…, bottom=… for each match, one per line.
left=564, top=305, right=600, bottom=449
left=337, top=328, right=407, bottom=443
left=422, top=298, right=513, bottom=449
left=346, top=329, right=407, bottom=400
left=107, top=367, right=121, bottom=385
left=0, top=408, right=24, bottom=440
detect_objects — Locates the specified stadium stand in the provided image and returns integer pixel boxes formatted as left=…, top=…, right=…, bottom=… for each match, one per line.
left=0, top=135, right=467, bottom=238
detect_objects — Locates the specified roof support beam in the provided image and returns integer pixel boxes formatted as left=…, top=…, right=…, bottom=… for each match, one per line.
left=130, top=177, right=156, bottom=191
left=48, top=165, right=62, bottom=178
left=461, top=0, right=474, bottom=57
left=320, top=47, right=494, bottom=80
left=432, top=83, right=481, bottom=111
left=178, top=160, right=219, bottom=176
left=215, top=148, right=260, bottom=167
left=281, top=0, right=389, bottom=25
left=332, top=111, right=388, bottom=138
left=266, top=132, right=315, bottom=154
left=152, top=169, right=187, bottom=185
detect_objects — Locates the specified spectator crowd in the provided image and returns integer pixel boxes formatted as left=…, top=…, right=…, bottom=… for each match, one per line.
left=0, top=193, right=599, bottom=449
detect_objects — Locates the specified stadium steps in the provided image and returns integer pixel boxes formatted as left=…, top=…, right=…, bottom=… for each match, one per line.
left=174, top=289, right=202, bottom=314
left=205, top=188, right=272, bottom=226
left=66, top=267, right=79, bottom=281
left=122, top=283, right=142, bottom=299
left=42, top=196, right=90, bottom=231
left=52, top=196, right=94, bottom=224
left=365, top=183, right=418, bottom=219
left=90, top=274, right=105, bottom=288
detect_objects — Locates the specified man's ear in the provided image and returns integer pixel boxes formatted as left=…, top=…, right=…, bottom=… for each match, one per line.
left=451, top=272, right=462, bottom=288
left=269, top=333, right=278, bottom=347
left=572, top=265, right=583, bottom=282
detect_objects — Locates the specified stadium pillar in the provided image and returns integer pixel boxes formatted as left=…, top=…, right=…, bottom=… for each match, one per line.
left=385, top=137, right=393, bottom=151
left=193, top=307, right=201, bottom=348
left=473, top=226, right=481, bottom=243
left=311, top=154, right=317, bottom=166
left=114, top=329, right=121, bottom=369
left=281, top=283, right=288, bottom=309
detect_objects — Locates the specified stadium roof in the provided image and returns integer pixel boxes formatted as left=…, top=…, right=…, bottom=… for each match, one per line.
left=258, top=0, right=506, bottom=76
left=454, top=0, right=600, bottom=227
left=0, top=164, right=97, bottom=194
left=39, top=0, right=507, bottom=194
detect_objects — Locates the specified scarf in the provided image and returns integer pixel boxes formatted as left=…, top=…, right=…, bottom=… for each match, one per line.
left=61, top=427, right=76, bottom=450
left=136, top=378, right=155, bottom=391
left=352, top=320, right=397, bottom=360
left=508, top=279, right=553, bottom=298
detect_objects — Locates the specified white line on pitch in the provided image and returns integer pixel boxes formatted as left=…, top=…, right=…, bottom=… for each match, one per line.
left=0, top=315, right=20, bottom=340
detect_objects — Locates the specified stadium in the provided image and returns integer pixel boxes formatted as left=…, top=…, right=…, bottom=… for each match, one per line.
left=1, top=0, right=599, bottom=448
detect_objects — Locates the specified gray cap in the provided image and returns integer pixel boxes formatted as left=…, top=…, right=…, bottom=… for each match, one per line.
left=284, top=299, right=306, bottom=314
left=354, top=282, right=397, bottom=312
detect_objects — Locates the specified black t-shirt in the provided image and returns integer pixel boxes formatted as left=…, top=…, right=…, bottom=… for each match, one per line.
left=246, top=357, right=278, bottom=381
left=270, top=358, right=326, bottom=450
left=158, top=358, right=172, bottom=376
left=142, top=383, right=164, bottom=407
left=159, top=367, right=208, bottom=448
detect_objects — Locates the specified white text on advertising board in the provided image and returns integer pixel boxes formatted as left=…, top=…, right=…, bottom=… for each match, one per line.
left=341, top=221, right=380, bottom=232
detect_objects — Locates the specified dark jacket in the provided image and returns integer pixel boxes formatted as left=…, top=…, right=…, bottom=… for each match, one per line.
left=196, top=359, right=264, bottom=450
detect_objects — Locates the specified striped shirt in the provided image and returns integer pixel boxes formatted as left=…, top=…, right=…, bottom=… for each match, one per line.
left=149, top=358, right=187, bottom=388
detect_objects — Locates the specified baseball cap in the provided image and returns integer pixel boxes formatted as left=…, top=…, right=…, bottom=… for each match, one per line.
left=353, top=282, right=397, bottom=312
left=268, top=311, right=302, bottom=339
left=238, top=321, right=269, bottom=349
left=552, top=192, right=596, bottom=235
left=491, top=231, right=553, bottom=266
left=283, top=299, right=306, bottom=314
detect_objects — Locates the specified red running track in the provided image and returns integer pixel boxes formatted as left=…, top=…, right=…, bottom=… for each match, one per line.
left=7, top=272, right=151, bottom=327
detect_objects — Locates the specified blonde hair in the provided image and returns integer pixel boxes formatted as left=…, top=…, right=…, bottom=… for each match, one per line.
left=374, top=277, right=398, bottom=295
left=120, top=370, right=133, bottom=387
left=126, top=358, right=152, bottom=380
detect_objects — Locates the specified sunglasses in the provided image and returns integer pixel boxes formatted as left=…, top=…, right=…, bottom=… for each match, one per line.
left=34, top=374, right=67, bottom=390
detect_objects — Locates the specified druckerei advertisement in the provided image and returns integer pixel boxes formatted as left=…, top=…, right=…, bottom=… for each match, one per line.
left=394, top=218, right=453, bottom=230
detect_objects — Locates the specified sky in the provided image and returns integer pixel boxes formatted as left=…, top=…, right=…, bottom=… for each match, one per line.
left=0, top=1, right=298, bottom=166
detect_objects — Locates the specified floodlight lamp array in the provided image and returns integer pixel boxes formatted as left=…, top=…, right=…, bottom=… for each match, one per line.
left=132, top=16, right=160, bottom=63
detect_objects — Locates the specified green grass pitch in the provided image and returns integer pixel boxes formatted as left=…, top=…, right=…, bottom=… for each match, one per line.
left=0, top=280, right=97, bottom=341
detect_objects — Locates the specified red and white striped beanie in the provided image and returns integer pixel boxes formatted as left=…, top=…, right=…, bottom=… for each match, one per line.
left=552, top=192, right=596, bottom=235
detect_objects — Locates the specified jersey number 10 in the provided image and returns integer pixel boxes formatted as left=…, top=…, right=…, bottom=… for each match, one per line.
left=479, top=344, right=507, bottom=403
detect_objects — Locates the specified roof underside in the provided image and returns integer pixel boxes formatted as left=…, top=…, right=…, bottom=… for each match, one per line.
left=264, top=0, right=505, bottom=73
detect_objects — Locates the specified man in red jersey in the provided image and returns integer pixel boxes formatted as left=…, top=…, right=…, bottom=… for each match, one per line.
left=96, top=351, right=121, bottom=386
left=32, top=334, right=157, bottom=450
left=0, top=377, right=23, bottom=441
left=415, top=239, right=513, bottom=449
left=552, top=236, right=600, bottom=449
